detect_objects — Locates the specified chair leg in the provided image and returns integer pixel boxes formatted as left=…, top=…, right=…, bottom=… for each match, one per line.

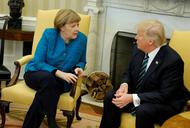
left=5, top=80, right=10, bottom=86
left=0, top=101, right=10, bottom=113
left=0, top=100, right=9, bottom=128
left=63, top=110, right=74, bottom=128
left=76, top=90, right=88, bottom=120
left=76, top=95, right=82, bottom=120
left=0, top=106, right=5, bottom=128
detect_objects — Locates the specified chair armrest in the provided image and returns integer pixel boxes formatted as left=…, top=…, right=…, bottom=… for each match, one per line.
left=70, top=76, right=83, bottom=101
left=16, top=55, right=33, bottom=66
left=7, top=55, right=33, bottom=86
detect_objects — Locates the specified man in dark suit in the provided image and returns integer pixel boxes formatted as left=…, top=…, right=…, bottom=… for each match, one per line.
left=100, top=19, right=190, bottom=128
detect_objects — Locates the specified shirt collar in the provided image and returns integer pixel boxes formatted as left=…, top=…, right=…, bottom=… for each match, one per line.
left=147, top=46, right=160, bottom=59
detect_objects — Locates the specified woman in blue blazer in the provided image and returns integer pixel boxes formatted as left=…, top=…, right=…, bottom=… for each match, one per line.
left=23, top=9, right=87, bottom=128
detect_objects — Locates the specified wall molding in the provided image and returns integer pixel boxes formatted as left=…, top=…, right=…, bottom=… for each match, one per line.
left=102, top=0, right=190, bottom=18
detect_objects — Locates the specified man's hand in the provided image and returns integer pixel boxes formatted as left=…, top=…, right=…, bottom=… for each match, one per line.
left=115, top=83, right=128, bottom=98
left=74, top=67, right=84, bottom=76
left=55, top=70, right=78, bottom=84
left=112, top=93, right=133, bottom=108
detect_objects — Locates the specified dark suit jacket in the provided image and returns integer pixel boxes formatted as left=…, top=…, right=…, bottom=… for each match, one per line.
left=122, top=44, right=190, bottom=111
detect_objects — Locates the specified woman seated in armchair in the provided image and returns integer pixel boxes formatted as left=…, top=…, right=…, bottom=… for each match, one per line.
left=22, top=9, right=87, bottom=128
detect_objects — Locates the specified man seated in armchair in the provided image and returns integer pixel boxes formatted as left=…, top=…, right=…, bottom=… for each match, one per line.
left=99, top=19, right=190, bottom=128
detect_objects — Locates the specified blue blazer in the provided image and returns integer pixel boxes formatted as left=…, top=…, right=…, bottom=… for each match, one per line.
left=25, top=28, right=87, bottom=73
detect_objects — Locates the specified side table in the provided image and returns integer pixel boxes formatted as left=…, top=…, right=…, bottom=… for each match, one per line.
left=161, top=111, right=190, bottom=128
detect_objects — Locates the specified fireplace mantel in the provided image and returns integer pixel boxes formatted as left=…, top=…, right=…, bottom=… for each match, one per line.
left=103, top=0, right=190, bottom=18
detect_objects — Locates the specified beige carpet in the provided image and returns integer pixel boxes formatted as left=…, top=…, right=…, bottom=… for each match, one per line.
left=4, top=103, right=101, bottom=128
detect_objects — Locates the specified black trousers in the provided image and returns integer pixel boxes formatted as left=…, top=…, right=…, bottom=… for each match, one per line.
left=22, top=71, right=70, bottom=128
left=99, top=90, right=178, bottom=128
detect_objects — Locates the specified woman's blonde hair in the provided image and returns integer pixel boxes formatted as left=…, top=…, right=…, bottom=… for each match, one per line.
left=137, top=19, right=166, bottom=46
left=54, top=9, right=81, bottom=30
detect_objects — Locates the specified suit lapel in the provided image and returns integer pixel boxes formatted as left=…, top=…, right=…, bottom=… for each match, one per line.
left=143, top=54, right=162, bottom=80
left=136, top=46, right=165, bottom=90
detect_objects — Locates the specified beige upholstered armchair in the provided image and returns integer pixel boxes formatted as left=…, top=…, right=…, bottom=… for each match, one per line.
left=120, top=31, right=190, bottom=128
left=0, top=9, right=90, bottom=128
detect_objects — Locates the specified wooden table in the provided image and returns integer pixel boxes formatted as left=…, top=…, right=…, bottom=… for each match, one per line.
left=161, top=111, right=190, bottom=128
left=0, top=29, right=34, bottom=42
left=0, top=28, right=34, bottom=56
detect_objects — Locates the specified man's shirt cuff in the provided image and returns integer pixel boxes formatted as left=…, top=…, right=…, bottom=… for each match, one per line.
left=132, top=94, right=140, bottom=107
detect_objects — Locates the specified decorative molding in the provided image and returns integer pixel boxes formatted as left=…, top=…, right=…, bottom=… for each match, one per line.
left=147, top=0, right=187, bottom=17
left=84, top=0, right=103, bottom=14
left=103, top=0, right=145, bottom=12
left=150, top=0, right=179, bottom=11
left=102, top=0, right=190, bottom=17
left=84, top=0, right=104, bottom=33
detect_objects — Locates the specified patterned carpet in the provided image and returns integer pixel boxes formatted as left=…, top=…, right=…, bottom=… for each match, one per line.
left=4, top=103, right=101, bottom=128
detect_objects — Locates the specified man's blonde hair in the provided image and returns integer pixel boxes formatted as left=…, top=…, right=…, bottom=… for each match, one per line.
left=137, top=19, right=166, bottom=46
left=54, top=9, right=81, bottom=30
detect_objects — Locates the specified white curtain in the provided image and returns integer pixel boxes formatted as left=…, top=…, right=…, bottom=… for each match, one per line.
left=0, top=0, right=87, bottom=17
